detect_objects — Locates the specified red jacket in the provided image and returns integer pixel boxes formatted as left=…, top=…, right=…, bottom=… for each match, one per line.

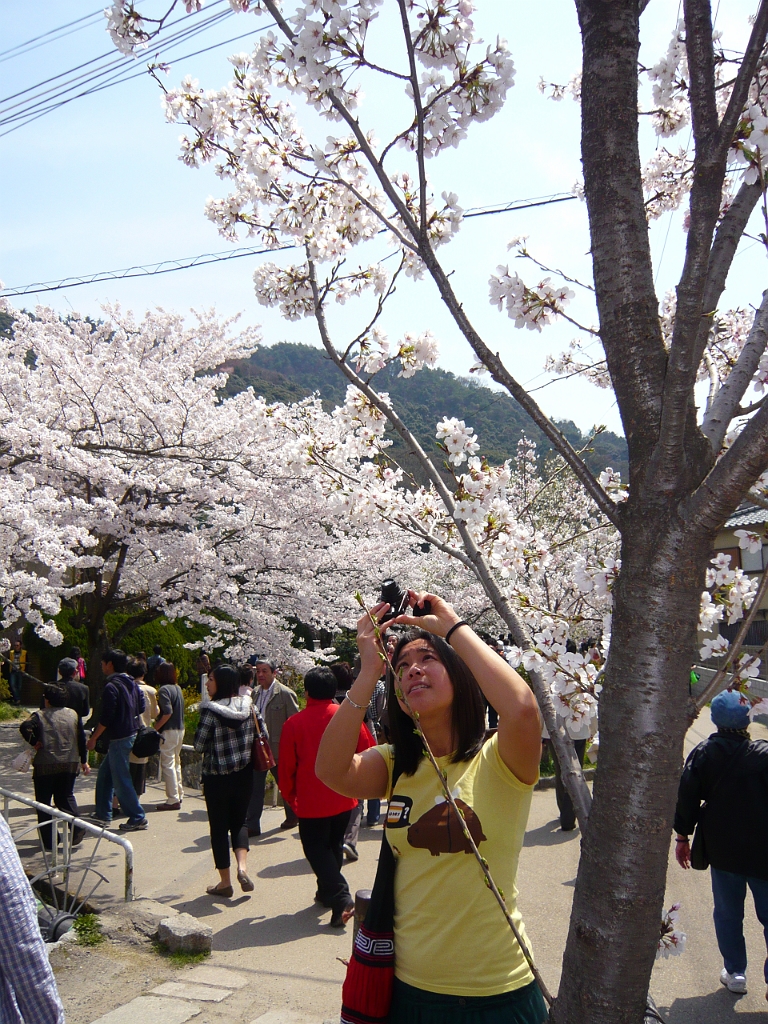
left=278, top=698, right=374, bottom=819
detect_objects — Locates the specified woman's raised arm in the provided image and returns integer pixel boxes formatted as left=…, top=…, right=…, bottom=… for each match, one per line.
left=394, top=592, right=542, bottom=785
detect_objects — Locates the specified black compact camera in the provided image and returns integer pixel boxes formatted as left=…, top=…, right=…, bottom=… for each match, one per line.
left=379, top=579, right=431, bottom=623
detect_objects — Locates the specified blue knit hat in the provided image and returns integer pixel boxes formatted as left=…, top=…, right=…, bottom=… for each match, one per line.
left=711, top=689, right=751, bottom=729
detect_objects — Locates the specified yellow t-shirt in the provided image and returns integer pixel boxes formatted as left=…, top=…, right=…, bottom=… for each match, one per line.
left=375, top=735, right=535, bottom=997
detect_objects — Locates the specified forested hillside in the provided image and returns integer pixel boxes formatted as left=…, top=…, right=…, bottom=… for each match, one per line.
left=225, top=343, right=628, bottom=478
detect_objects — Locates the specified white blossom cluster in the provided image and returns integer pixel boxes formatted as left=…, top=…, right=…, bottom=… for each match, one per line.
left=488, top=267, right=575, bottom=331
left=657, top=903, right=687, bottom=960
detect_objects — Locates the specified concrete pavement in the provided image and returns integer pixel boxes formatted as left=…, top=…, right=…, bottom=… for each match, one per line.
left=2, top=710, right=767, bottom=1022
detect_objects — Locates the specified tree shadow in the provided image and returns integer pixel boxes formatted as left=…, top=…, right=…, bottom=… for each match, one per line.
left=257, top=858, right=314, bottom=879
left=523, top=819, right=581, bottom=847
left=213, top=904, right=345, bottom=950
left=174, top=808, right=209, bottom=822
left=661, top=988, right=766, bottom=1022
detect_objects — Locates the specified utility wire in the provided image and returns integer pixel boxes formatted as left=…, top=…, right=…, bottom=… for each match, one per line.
left=0, top=7, right=106, bottom=65
left=1, top=194, right=578, bottom=297
left=0, top=4, right=238, bottom=134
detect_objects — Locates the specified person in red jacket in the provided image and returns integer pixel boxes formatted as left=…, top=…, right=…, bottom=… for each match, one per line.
left=279, top=666, right=374, bottom=928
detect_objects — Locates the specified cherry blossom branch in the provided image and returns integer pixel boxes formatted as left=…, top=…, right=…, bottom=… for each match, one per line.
left=396, top=0, right=428, bottom=239
left=702, top=289, right=768, bottom=450
left=695, top=562, right=768, bottom=709
left=716, top=0, right=768, bottom=162
left=355, top=593, right=554, bottom=1008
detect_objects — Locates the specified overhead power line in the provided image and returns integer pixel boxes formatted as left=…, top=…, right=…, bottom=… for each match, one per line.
left=0, top=2, right=246, bottom=138
left=1, top=194, right=578, bottom=298
left=0, top=6, right=106, bottom=65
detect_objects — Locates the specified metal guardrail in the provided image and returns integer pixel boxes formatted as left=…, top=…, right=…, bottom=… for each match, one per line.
left=0, top=786, right=134, bottom=902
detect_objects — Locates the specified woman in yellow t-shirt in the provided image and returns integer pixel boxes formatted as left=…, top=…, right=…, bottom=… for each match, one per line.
left=317, top=590, right=546, bottom=1024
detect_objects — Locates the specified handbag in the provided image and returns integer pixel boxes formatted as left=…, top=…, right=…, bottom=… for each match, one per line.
left=12, top=747, right=34, bottom=772
left=690, top=738, right=749, bottom=871
left=341, top=761, right=402, bottom=1024
left=252, top=711, right=276, bottom=772
left=132, top=726, right=161, bottom=759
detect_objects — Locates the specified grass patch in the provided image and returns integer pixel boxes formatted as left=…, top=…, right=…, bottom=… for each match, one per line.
left=0, top=702, right=25, bottom=722
left=152, top=941, right=211, bottom=967
left=73, top=913, right=104, bottom=946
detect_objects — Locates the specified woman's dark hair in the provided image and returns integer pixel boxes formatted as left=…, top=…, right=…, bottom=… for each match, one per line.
left=329, top=662, right=354, bottom=692
left=304, top=666, right=338, bottom=701
left=70, top=646, right=81, bottom=659
left=238, top=664, right=254, bottom=689
left=389, top=628, right=486, bottom=776
left=211, top=664, right=239, bottom=700
left=155, top=662, right=177, bottom=687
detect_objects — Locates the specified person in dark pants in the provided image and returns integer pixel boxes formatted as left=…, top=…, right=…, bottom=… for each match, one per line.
left=674, top=688, right=768, bottom=1000
left=194, top=665, right=256, bottom=898
left=246, top=658, right=300, bottom=834
left=279, top=666, right=374, bottom=928
left=19, top=684, right=90, bottom=849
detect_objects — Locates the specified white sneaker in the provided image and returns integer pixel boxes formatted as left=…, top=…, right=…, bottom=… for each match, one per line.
left=720, top=968, right=747, bottom=993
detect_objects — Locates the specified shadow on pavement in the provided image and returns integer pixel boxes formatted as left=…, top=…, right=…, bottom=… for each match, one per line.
left=214, top=903, right=343, bottom=949
left=523, top=819, right=581, bottom=847
left=172, top=892, right=253, bottom=917
left=257, top=857, right=314, bottom=879
left=663, top=989, right=766, bottom=1022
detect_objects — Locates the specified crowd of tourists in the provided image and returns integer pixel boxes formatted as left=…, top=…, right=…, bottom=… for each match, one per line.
left=4, top=588, right=768, bottom=1023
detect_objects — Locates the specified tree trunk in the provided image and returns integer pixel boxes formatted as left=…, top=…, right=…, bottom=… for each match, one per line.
left=552, top=514, right=711, bottom=1023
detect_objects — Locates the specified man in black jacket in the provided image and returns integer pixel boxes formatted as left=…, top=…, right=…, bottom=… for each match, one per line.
left=674, top=688, right=768, bottom=1000
left=56, top=658, right=90, bottom=722
left=86, top=649, right=147, bottom=832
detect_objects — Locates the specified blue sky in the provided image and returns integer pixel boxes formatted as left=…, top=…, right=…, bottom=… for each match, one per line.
left=1, top=1, right=764, bottom=439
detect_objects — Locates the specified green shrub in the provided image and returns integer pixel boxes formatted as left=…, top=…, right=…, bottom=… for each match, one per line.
left=0, top=702, right=24, bottom=722
left=73, top=913, right=104, bottom=946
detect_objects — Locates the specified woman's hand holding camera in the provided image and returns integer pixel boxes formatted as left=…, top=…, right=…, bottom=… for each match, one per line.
left=391, top=590, right=462, bottom=640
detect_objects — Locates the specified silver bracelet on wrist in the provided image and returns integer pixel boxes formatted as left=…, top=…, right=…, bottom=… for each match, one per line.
left=345, top=693, right=366, bottom=711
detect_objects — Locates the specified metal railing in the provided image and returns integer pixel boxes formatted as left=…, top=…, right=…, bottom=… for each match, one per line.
left=0, top=786, right=134, bottom=903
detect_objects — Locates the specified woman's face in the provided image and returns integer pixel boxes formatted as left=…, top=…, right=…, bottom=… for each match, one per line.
left=206, top=674, right=217, bottom=699
left=394, top=640, right=454, bottom=719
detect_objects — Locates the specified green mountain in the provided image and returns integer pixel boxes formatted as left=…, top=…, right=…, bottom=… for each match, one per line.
left=225, top=342, right=629, bottom=479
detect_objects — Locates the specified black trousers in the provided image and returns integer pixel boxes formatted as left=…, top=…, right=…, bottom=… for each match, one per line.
left=550, top=738, right=587, bottom=831
left=298, top=810, right=352, bottom=913
left=33, top=772, right=84, bottom=850
left=246, top=763, right=297, bottom=831
left=202, top=766, right=254, bottom=869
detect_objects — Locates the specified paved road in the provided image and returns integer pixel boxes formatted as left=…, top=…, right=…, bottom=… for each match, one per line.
left=2, top=710, right=767, bottom=1022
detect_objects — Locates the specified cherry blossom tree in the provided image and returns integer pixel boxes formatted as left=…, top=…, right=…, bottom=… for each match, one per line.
left=0, top=301, right=470, bottom=683
left=103, top=2, right=768, bottom=1021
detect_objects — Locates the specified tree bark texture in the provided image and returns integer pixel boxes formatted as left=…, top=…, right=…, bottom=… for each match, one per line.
left=553, top=513, right=711, bottom=1023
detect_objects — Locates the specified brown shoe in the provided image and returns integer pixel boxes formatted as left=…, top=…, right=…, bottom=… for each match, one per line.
left=237, top=869, right=254, bottom=892
left=156, top=802, right=181, bottom=811
left=206, top=883, right=233, bottom=898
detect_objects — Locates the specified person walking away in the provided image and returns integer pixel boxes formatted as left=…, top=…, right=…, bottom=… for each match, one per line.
left=146, top=645, right=164, bottom=685
left=674, top=688, right=768, bottom=1000
left=317, top=590, right=546, bottom=1024
left=279, top=666, right=374, bottom=928
left=0, top=814, right=66, bottom=1023
left=20, top=683, right=90, bottom=849
left=194, top=665, right=256, bottom=897
left=70, top=645, right=88, bottom=683
left=196, top=651, right=211, bottom=699
left=50, top=657, right=90, bottom=722
left=238, top=663, right=254, bottom=697
left=86, top=649, right=148, bottom=832
left=7, top=640, right=26, bottom=706
left=154, top=661, right=185, bottom=811
left=245, top=658, right=300, bottom=834
left=127, top=658, right=159, bottom=800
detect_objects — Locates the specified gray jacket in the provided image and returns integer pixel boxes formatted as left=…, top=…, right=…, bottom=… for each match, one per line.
left=259, top=681, right=299, bottom=755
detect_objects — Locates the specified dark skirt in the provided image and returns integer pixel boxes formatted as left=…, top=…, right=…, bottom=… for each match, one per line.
left=389, top=978, right=548, bottom=1024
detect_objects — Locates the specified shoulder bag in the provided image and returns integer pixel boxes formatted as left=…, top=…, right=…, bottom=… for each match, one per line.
left=252, top=710, right=276, bottom=772
left=341, top=758, right=402, bottom=1024
left=690, top=738, right=749, bottom=870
